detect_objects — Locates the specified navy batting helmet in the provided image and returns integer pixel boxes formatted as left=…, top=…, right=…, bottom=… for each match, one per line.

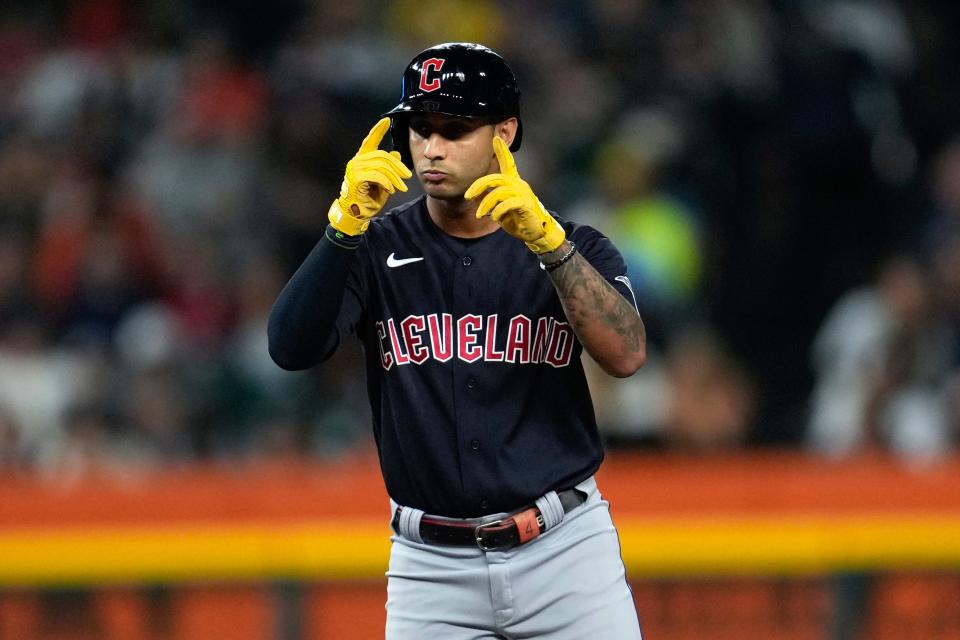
left=384, top=42, right=523, bottom=166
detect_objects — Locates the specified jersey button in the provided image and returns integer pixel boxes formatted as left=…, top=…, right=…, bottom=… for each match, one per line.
left=470, top=438, right=481, bottom=451
left=462, top=256, right=473, bottom=266
left=466, top=376, right=477, bottom=390
left=479, top=499, right=489, bottom=511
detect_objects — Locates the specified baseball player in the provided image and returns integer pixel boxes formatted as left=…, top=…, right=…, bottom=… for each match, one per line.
left=269, top=43, right=645, bottom=639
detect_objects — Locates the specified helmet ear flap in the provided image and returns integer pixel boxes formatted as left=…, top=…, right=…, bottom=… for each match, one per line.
left=389, top=119, right=413, bottom=168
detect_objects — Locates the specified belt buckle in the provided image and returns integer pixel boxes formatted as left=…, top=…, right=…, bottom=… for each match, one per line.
left=474, top=519, right=505, bottom=551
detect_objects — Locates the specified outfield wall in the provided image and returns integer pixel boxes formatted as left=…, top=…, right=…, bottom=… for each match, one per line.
left=2, top=452, right=959, bottom=639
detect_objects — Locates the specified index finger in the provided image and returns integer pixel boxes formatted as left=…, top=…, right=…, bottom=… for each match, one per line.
left=492, top=136, right=518, bottom=177
left=358, top=118, right=392, bottom=154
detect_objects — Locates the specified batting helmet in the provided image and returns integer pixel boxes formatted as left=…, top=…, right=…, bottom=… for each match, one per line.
left=384, top=42, right=523, bottom=166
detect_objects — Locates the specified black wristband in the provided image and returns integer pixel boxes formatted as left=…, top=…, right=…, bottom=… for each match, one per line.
left=541, top=242, right=577, bottom=272
left=325, top=224, right=363, bottom=250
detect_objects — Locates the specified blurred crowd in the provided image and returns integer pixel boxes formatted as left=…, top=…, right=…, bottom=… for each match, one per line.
left=1, top=0, right=959, bottom=479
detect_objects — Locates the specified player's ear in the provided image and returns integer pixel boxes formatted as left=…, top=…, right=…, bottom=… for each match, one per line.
left=494, top=117, right=518, bottom=149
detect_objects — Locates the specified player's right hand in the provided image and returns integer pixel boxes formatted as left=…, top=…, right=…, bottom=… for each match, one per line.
left=328, top=118, right=412, bottom=236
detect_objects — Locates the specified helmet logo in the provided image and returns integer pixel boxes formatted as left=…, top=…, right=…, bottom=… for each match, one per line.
left=419, top=58, right=445, bottom=93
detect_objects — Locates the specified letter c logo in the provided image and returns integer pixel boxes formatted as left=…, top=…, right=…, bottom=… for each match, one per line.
left=419, top=58, right=445, bottom=93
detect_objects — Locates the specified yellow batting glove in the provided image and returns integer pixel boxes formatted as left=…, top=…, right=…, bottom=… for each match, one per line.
left=465, top=137, right=565, bottom=254
left=328, top=118, right=412, bottom=236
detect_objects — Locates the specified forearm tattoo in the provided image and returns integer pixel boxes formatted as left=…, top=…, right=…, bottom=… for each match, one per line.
left=548, top=252, right=645, bottom=355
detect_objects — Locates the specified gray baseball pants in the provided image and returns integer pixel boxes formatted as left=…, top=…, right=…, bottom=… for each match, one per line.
left=385, top=476, right=643, bottom=639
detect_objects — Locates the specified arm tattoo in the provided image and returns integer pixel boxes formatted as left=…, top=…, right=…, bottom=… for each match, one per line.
left=548, top=251, right=645, bottom=354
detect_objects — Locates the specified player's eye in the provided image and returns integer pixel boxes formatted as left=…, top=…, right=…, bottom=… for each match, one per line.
left=441, top=124, right=471, bottom=139
left=410, top=121, right=431, bottom=138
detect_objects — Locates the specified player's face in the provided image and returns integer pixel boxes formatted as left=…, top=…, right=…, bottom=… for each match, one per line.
left=408, top=114, right=506, bottom=200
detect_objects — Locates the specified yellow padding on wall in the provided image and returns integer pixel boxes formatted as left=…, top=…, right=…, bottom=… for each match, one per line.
left=2, top=515, right=960, bottom=586
left=0, top=521, right=392, bottom=586
left=617, top=515, right=960, bottom=576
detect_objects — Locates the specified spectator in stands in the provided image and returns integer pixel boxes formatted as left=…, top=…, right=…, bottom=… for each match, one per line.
left=807, top=255, right=956, bottom=461
left=0, top=408, right=28, bottom=473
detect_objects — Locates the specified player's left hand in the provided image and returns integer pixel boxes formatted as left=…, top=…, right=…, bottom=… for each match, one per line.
left=465, top=137, right=565, bottom=254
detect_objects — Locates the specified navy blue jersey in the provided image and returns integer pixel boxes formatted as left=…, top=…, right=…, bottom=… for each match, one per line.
left=326, top=196, right=637, bottom=518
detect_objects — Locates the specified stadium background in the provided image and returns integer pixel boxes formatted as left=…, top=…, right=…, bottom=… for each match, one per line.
left=1, top=0, right=960, bottom=638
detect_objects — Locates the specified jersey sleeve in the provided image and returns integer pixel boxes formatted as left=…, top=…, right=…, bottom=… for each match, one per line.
left=334, top=255, right=367, bottom=343
left=567, top=223, right=639, bottom=313
left=267, top=227, right=367, bottom=370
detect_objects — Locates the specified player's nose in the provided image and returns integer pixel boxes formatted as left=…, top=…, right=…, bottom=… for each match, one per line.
left=422, top=133, right=447, bottom=160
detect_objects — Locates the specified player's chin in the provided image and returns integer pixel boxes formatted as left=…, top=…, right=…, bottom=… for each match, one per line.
left=422, top=181, right=465, bottom=200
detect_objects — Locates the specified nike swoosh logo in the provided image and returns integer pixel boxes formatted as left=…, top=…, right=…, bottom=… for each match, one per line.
left=386, top=252, right=425, bottom=268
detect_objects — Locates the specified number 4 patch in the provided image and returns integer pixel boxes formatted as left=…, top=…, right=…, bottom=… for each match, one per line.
left=514, top=509, right=542, bottom=544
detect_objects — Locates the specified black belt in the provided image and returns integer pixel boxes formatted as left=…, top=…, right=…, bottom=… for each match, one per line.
left=392, top=488, right=586, bottom=551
